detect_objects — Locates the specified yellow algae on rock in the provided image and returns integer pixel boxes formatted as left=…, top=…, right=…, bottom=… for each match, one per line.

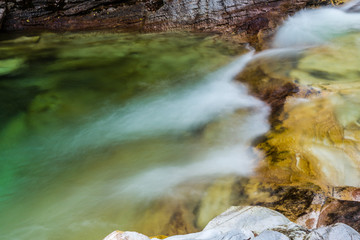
left=237, top=33, right=360, bottom=190
left=291, top=33, right=360, bottom=86
left=150, top=235, right=168, bottom=239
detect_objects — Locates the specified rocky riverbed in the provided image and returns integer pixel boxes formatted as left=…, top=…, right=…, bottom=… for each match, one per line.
left=102, top=1, right=360, bottom=238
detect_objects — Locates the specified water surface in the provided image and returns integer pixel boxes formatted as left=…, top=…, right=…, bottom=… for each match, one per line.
left=0, top=32, right=269, bottom=239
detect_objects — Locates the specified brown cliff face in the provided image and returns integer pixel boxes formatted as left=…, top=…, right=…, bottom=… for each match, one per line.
left=0, top=0, right=338, bottom=48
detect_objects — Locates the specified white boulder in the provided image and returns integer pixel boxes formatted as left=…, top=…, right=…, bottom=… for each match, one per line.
left=103, top=206, right=360, bottom=240
left=307, top=223, right=360, bottom=240
left=254, top=230, right=290, bottom=240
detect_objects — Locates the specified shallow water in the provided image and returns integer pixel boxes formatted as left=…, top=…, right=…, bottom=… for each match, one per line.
left=3, top=1, right=360, bottom=239
left=0, top=32, right=269, bottom=239
left=248, top=1, right=360, bottom=188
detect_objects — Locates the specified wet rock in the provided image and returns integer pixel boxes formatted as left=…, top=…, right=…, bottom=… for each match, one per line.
left=168, top=229, right=252, bottom=240
left=317, top=199, right=360, bottom=232
left=236, top=57, right=299, bottom=126
left=270, top=223, right=309, bottom=240
left=236, top=33, right=360, bottom=189
left=232, top=32, right=360, bottom=238
left=2, top=0, right=339, bottom=48
left=254, top=230, right=289, bottom=240
left=104, top=206, right=360, bottom=240
left=203, top=206, right=290, bottom=234
left=307, top=223, right=360, bottom=240
left=133, top=193, right=201, bottom=236
left=196, top=176, right=237, bottom=228
left=104, top=231, right=124, bottom=240
left=251, top=185, right=321, bottom=223
left=104, top=231, right=150, bottom=240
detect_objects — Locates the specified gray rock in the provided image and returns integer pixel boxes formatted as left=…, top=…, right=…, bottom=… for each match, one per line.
left=104, top=231, right=151, bottom=240
left=104, top=207, right=360, bottom=240
left=306, top=223, right=360, bottom=240
left=254, top=230, right=290, bottom=240
left=166, top=229, right=252, bottom=240
left=204, top=206, right=291, bottom=235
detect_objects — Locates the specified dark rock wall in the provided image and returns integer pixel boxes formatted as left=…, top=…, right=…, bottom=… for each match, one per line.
left=1, top=0, right=334, bottom=34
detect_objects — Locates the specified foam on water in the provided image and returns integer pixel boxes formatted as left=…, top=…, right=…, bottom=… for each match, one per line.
left=273, top=1, right=360, bottom=48
left=71, top=51, right=260, bottom=146
left=1, top=52, right=261, bottom=160
left=120, top=105, right=269, bottom=198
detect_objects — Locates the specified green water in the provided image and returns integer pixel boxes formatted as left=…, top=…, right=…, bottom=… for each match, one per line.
left=0, top=31, right=267, bottom=239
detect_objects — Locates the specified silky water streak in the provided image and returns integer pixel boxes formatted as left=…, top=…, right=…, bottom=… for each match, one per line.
left=0, top=51, right=270, bottom=240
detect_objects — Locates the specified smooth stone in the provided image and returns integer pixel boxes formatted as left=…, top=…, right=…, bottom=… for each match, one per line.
left=104, top=231, right=150, bottom=240
left=254, top=230, right=289, bottom=240
left=166, top=229, right=251, bottom=240
left=307, top=223, right=360, bottom=240
left=104, top=206, right=360, bottom=240
left=203, top=206, right=290, bottom=234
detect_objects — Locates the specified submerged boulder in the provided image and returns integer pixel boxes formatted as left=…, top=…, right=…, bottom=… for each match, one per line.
left=236, top=32, right=360, bottom=190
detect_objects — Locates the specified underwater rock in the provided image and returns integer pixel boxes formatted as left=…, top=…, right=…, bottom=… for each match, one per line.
left=133, top=193, right=201, bottom=236
left=195, top=176, right=238, bottom=228
left=1, top=0, right=341, bottom=48
left=131, top=176, right=359, bottom=236
left=0, top=58, right=24, bottom=76
left=254, top=230, right=289, bottom=240
left=247, top=183, right=323, bottom=225
left=104, top=206, right=360, bottom=240
left=236, top=33, right=360, bottom=189
left=0, top=35, right=40, bottom=44
left=232, top=32, right=360, bottom=236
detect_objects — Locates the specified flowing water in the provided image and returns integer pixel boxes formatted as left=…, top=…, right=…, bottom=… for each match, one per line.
left=2, top=0, right=360, bottom=239
left=0, top=32, right=269, bottom=239
left=260, top=0, right=360, bottom=188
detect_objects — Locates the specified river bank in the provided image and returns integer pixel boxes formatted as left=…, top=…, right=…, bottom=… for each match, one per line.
left=0, top=0, right=347, bottom=50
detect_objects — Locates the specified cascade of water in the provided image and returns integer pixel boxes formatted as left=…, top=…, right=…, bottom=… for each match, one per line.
left=273, top=1, right=360, bottom=48
left=0, top=48, right=270, bottom=240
